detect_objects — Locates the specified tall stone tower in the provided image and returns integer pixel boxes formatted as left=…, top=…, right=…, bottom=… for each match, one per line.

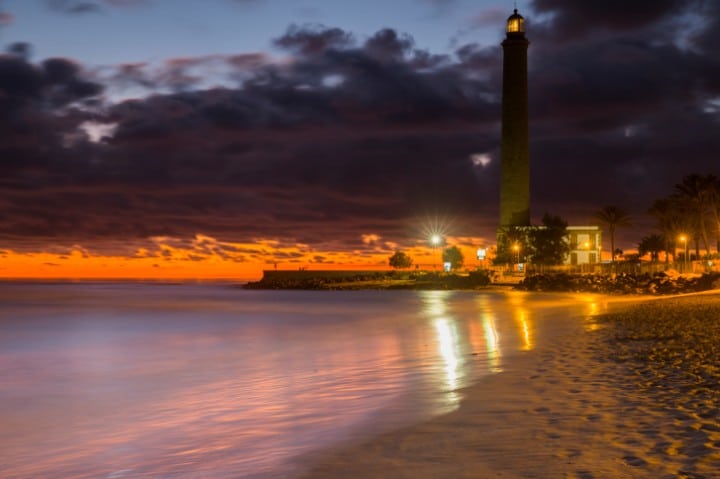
left=499, top=9, right=530, bottom=228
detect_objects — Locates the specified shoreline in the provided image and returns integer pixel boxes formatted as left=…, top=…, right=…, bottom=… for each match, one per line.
left=293, top=291, right=720, bottom=478
left=245, top=270, right=720, bottom=296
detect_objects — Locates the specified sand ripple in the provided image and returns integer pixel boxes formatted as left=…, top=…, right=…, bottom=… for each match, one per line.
left=297, top=293, right=720, bottom=479
left=600, top=293, right=720, bottom=478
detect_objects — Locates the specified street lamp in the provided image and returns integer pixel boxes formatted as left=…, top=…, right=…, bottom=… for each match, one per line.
left=679, top=235, right=688, bottom=273
left=430, top=234, right=441, bottom=270
left=513, top=243, right=520, bottom=269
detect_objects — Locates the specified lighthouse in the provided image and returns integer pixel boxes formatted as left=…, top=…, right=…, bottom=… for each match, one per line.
left=499, top=9, right=530, bottom=228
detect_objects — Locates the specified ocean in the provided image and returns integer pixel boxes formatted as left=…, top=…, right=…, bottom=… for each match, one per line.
left=0, top=282, right=599, bottom=478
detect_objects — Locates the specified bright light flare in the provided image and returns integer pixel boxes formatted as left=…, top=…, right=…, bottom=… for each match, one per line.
left=419, top=215, right=452, bottom=249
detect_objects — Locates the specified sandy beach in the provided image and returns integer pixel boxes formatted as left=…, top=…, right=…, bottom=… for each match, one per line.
left=297, top=292, right=720, bottom=479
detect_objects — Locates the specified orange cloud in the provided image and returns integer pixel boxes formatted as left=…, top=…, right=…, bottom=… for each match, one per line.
left=0, top=234, right=490, bottom=280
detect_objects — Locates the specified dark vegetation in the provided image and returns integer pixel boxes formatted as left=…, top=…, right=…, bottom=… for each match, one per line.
left=244, top=269, right=492, bottom=290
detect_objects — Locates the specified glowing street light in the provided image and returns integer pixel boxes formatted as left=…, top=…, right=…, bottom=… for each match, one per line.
left=679, top=235, right=688, bottom=272
left=430, top=234, right=442, bottom=270
left=513, top=243, right=520, bottom=268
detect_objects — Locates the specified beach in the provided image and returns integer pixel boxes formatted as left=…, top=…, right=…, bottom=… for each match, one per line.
left=297, top=292, right=720, bottom=479
left=2, top=284, right=718, bottom=478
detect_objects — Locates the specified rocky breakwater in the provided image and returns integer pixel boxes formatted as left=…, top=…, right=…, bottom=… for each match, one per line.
left=517, top=271, right=720, bottom=295
left=244, top=270, right=493, bottom=290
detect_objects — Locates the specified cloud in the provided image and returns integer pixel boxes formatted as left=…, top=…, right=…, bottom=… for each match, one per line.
left=364, top=29, right=415, bottom=62
left=529, top=0, right=691, bottom=40
left=273, top=24, right=355, bottom=56
left=6, top=42, right=32, bottom=60
left=0, top=11, right=13, bottom=26
left=2, top=8, right=720, bottom=256
left=46, top=0, right=102, bottom=14
left=0, top=54, right=103, bottom=128
left=469, top=7, right=506, bottom=28
left=46, top=0, right=147, bottom=14
left=416, top=0, right=457, bottom=13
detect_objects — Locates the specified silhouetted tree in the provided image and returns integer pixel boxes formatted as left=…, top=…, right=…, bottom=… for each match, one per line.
left=493, top=226, right=529, bottom=266
left=527, top=213, right=570, bottom=265
left=674, top=174, right=718, bottom=256
left=638, top=234, right=665, bottom=262
left=594, top=206, right=631, bottom=263
left=709, top=176, right=720, bottom=252
left=388, top=250, right=413, bottom=269
left=442, top=246, right=464, bottom=270
left=649, top=196, right=695, bottom=263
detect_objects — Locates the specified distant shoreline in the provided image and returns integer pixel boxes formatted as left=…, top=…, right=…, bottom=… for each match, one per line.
left=245, top=269, right=720, bottom=295
left=243, top=270, right=495, bottom=291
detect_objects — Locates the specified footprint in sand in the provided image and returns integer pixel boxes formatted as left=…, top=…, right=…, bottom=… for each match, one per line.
left=585, top=413, right=602, bottom=422
left=622, top=455, right=648, bottom=467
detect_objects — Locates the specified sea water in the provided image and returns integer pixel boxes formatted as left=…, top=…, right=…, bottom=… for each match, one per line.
left=0, top=282, right=600, bottom=478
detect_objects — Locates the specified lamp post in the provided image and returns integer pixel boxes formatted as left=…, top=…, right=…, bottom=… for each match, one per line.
left=679, top=235, right=688, bottom=273
left=431, top=234, right=441, bottom=270
left=582, top=241, right=590, bottom=271
left=513, top=243, right=520, bottom=270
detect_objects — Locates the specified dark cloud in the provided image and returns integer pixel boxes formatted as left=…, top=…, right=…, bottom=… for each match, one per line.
left=6, top=42, right=32, bottom=60
left=46, top=0, right=147, bottom=14
left=2, top=2, right=720, bottom=254
left=0, top=54, right=102, bottom=125
left=46, top=0, right=101, bottom=14
left=688, top=1, right=720, bottom=60
left=364, top=29, right=415, bottom=62
left=529, top=0, right=689, bottom=39
left=273, top=24, right=355, bottom=56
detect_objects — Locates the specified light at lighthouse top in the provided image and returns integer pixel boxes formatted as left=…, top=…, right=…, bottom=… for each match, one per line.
left=506, top=9, right=525, bottom=34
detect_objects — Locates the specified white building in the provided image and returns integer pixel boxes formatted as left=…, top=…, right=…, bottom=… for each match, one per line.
left=566, top=226, right=602, bottom=265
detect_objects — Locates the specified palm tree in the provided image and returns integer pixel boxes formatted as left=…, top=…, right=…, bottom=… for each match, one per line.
left=674, top=174, right=717, bottom=256
left=594, top=206, right=631, bottom=262
left=648, top=197, right=695, bottom=263
left=638, top=234, right=665, bottom=262
left=704, top=175, right=720, bottom=253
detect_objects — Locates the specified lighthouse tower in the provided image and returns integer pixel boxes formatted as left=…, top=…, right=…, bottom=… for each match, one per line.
left=499, top=9, right=530, bottom=228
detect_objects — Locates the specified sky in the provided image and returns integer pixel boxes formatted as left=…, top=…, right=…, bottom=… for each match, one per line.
left=1, top=0, right=719, bottom=279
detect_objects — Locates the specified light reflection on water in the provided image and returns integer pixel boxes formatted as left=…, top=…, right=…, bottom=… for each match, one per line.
left=0, top=284, right=606, bottom=478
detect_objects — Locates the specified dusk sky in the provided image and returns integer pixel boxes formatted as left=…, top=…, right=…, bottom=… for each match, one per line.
left=1, top=0, right=719, bottom=279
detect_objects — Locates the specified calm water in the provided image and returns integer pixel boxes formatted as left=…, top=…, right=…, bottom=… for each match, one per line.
left=0, top=283, right=606, bottom=478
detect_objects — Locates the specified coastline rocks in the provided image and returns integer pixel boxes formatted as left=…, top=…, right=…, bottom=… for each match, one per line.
left=244, top=270, right=492, bottom=290
left=516, top=271, right=720, bottom=295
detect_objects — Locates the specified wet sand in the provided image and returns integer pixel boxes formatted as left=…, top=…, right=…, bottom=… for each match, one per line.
left=296, top=292, right=720, bottom=479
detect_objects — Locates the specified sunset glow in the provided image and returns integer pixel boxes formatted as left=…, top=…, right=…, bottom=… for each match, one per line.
left=1, top=235, right=489, bottom=280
